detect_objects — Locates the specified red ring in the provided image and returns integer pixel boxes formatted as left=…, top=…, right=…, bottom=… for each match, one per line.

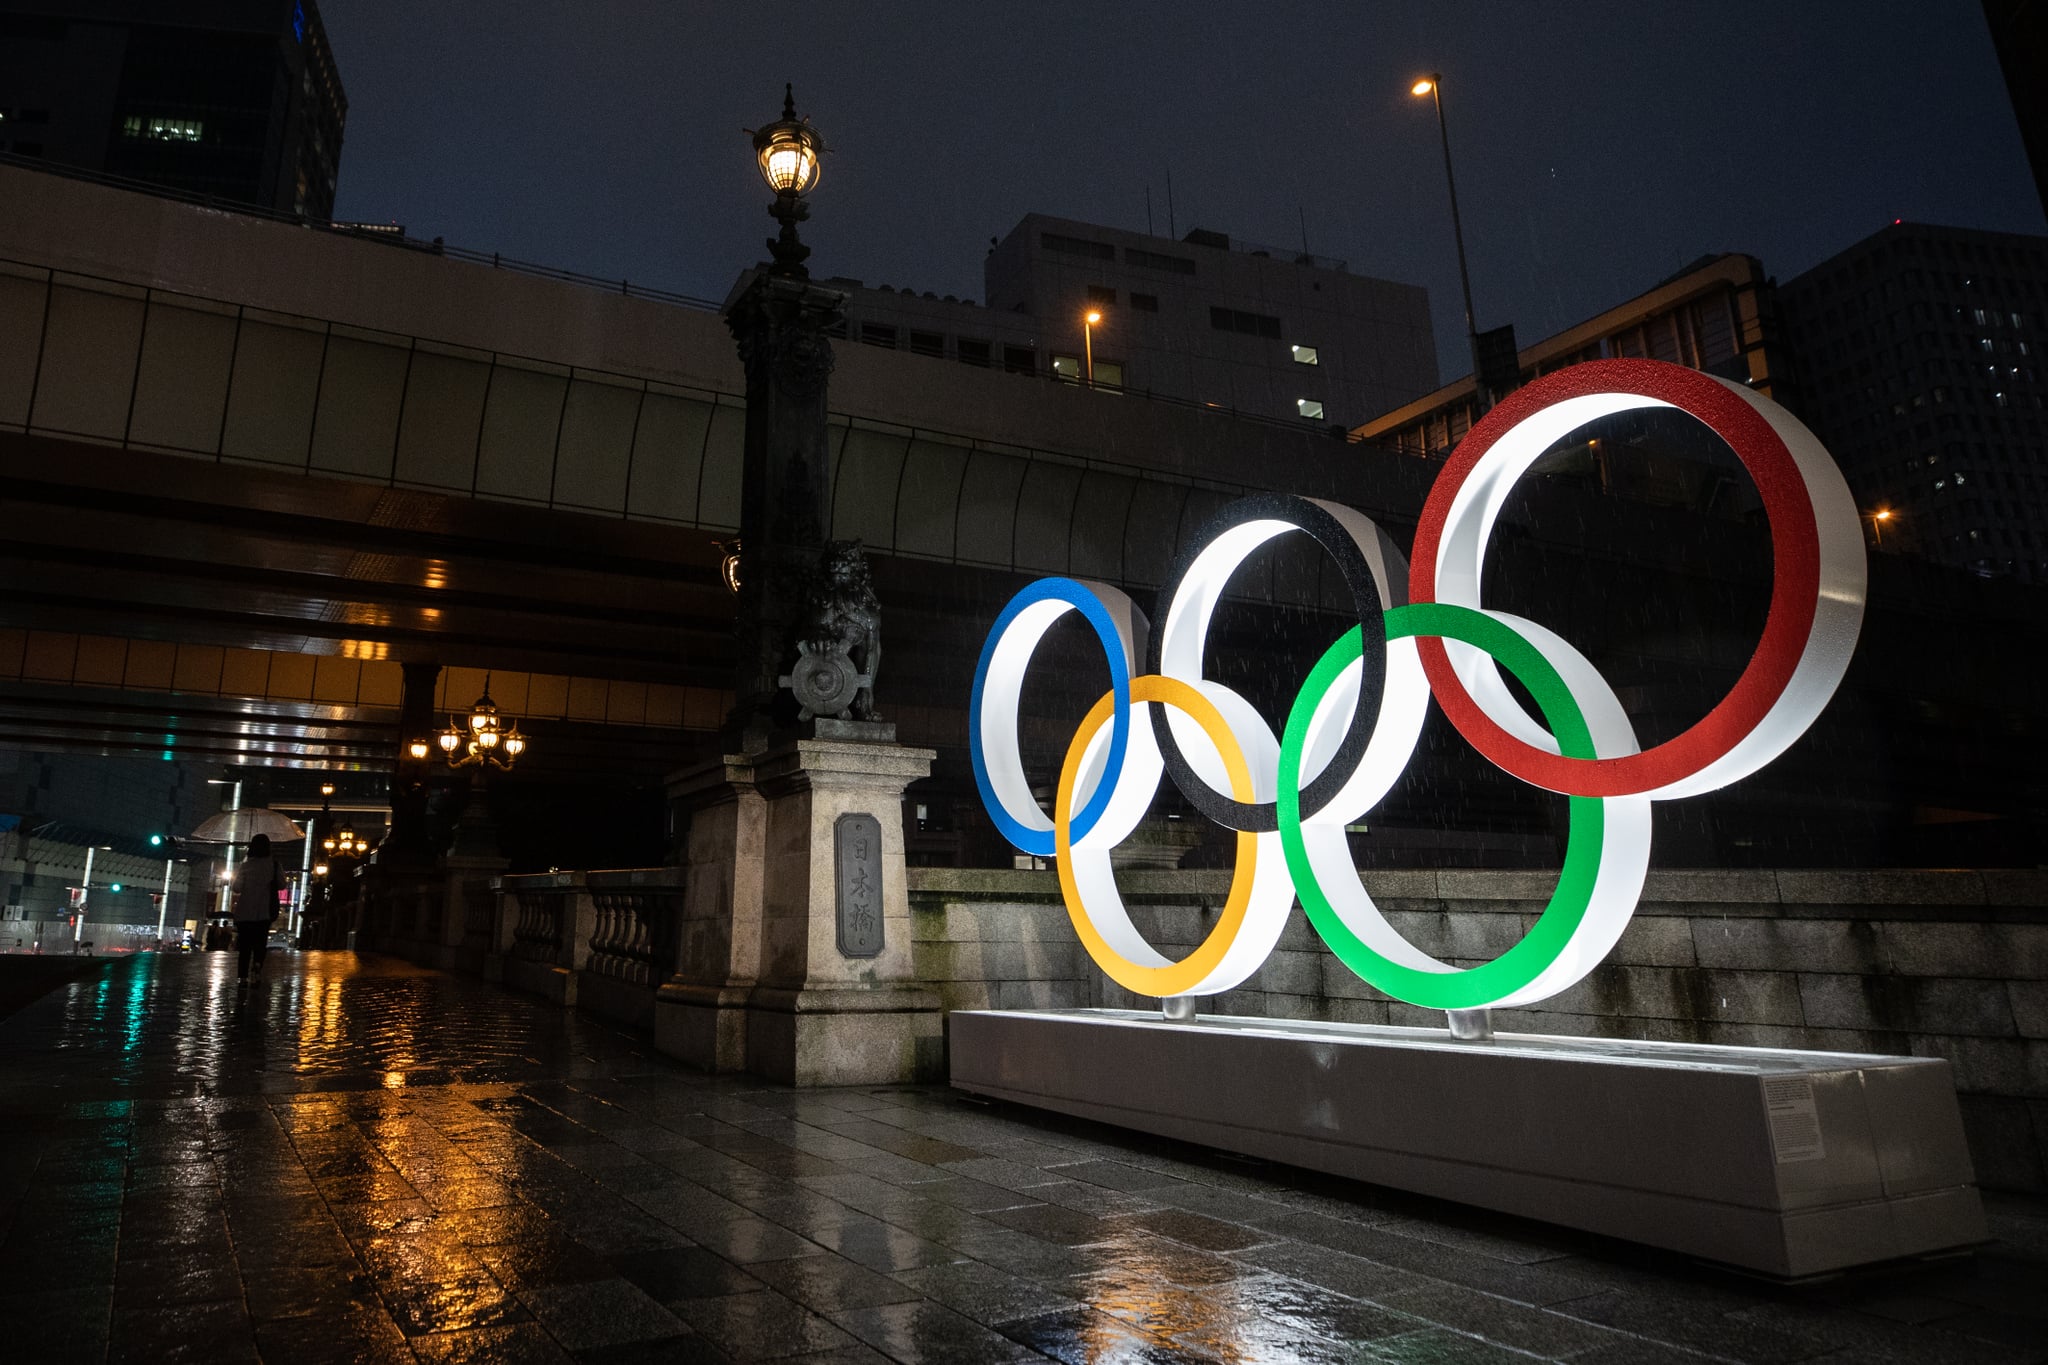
left=1409, top=359, right=1821, bottom=798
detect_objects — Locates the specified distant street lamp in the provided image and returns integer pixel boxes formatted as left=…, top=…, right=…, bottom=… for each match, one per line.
left=76, top=843, right=109, bottom=946
left=1868, top=507, right=1895, bottom=548
left=750, top=83, right=823, bottom=279
left=206, top=776, right=241, bottom=923
left=1410, top=73, right=1484, bottom=403
left=1083, top=309, right=1102, bottom=387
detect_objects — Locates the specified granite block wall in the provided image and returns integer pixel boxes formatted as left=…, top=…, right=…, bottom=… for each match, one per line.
left=908, top=867, right=2048, bottom=1191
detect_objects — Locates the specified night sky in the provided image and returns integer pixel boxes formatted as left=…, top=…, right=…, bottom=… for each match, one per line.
left=322, top=1, right=2044, bottom=386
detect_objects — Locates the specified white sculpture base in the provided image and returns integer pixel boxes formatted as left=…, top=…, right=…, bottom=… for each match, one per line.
left=949, top=1009, right=1985, bottom=1279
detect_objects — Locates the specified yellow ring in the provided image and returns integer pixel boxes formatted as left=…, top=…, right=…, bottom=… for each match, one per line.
left=1054, top=674, right=1258, bottom=997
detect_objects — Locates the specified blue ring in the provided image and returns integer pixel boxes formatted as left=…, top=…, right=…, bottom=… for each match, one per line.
left=970, top=578, right=1134, bottom=857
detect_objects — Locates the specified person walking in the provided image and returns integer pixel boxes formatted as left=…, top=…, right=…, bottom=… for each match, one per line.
left=232, top=834, right=286, bottom=984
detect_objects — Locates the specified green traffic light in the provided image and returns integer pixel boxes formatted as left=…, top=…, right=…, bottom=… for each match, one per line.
left=149, top=834, right=164, bottom=847
left=110, top=883, right=123, bottom=893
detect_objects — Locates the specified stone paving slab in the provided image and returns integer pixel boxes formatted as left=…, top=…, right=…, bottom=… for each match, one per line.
left=1, top=951, right=2043, bottom=1364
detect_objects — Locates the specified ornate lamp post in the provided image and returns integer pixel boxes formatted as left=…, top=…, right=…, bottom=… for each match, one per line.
left=724, top=85, right=848, bottom=749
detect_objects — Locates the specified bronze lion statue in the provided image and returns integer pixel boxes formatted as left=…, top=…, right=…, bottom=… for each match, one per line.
left=783, top=540, right=882, bottom=721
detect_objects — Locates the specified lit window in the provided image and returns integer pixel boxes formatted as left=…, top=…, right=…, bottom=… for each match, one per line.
left=1051, top=355, right=1081, bottom=383
left=1094, top=360, right=1124, bottom=392
left=1291, top=345, right=1320, bottom=366
left=127, top=116, right=203, bottom=141
left=1297, top=399, right=1326, bottom=420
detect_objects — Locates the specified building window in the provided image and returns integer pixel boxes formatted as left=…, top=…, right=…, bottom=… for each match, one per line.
left=1127, top=247, right=1197, bottom=275
left=1297, top=399, right=1326, bottom=420
left=1086, top=285, right=1116, bottom=308
left=909, top=331, right=944, bottom=358
left=1041, top=232, right=1115, bottom=261
left=123, top=115, right=203, bottom=141
left=1291, top=344, right=1320, bottom=366
left=1053, top=355, right=1122, bottom=389
left=859, top=323, right=899, bottom=349
left=1131, top=292, right=1159, bottom=312
left=957, top=338, right=991, bottom=368
left=1003, top=345, right=1037, bottom=376
left=1211, top=307, right=1283, bottom=339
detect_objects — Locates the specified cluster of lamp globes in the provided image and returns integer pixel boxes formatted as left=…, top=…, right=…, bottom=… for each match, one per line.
left=403, top=675, right=529, bottom=772
left=307, top=781, right=366, bottom=881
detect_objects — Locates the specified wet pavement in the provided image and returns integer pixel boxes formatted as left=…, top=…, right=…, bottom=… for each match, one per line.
left=0, top=951, right=2042, bottom=1365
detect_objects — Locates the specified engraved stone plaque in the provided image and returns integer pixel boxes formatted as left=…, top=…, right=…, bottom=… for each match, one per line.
left=834, top=812, right=884, bottom=958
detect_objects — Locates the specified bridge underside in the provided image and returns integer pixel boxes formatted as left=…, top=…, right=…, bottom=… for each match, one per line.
left=0, top=429, right=737, bottom=774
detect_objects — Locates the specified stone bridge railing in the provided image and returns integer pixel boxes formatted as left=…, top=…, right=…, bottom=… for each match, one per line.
left=355, top=863, right=2048, bottom=1193
left=359, top=866, right=687, bottom=1031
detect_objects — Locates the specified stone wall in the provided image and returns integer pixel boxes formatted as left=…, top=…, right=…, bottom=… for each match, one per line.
left=908, top=866, right=2048, bottom=1192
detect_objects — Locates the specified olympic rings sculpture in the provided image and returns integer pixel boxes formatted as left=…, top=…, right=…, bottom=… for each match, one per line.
left=970, top=359, right=1868, bottom=1012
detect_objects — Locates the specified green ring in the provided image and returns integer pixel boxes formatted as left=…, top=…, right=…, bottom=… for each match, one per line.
left=1277, top=602, right=1604, bottom=1011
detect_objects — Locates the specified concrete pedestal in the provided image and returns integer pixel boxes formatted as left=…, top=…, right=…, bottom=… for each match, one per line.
left=951, top=1009, right=1986, bottom=1279
left=659, top=732, right=942, bottom=1085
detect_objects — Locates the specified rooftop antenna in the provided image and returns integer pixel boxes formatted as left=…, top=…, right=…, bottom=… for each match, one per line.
left=1166, top=168, right=1176, bottom=239
left=1145, top=186, right=1154, bottom=236
left=1298, top=205, right=1310, bottom=258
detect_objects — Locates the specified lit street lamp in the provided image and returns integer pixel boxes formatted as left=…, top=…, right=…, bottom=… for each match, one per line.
left=437, top=675, right=528, bottom=771
left=1083, top=309, right=1102, bottom=387
left=1868, top=507, right=1894, bottom=548
left=1411, top=73, right=1485, bottom=405
left=750, top=83, right=823, bottom=279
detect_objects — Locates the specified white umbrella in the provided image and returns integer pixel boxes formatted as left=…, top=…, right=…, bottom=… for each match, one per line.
left=188, top=809, right=306, bottom=844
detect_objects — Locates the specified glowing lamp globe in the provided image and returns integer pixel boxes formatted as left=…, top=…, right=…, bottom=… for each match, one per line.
left=753, top=87, right=821, bottom=196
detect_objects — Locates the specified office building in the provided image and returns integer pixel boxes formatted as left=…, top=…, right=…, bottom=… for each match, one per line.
left=1353, top=253, right=1794, bottom=515
left=1778, top=221, right=2048, bottom=582
left=0, top=0, right=345, bottom=217
left=805, top=212, right=1439, bottom=429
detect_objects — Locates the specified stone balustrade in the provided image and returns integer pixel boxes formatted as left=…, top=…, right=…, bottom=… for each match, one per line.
left=356, top=859, right=2048, bottom=1191
left=908, top=866, right=2048, bottom=1193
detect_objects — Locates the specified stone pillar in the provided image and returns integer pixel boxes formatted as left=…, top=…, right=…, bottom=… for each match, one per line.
left=655, top=752, right=767, bottom=1072
left=742, top=730, right=941, bottom=1086
left=723, top=273, right=848, bottom=751
left=384, top=662, right=442, bottom=867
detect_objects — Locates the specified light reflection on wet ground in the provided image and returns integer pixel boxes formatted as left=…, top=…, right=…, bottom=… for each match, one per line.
left=1, top=951, right=2042, bottom=1364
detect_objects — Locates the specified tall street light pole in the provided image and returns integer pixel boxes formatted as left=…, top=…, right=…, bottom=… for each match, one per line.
left=725, top=85, right=842, bottom=749
left=1084, top=310, right=1101, bottom=387
left=1412, top=74, right=1484, bottom=403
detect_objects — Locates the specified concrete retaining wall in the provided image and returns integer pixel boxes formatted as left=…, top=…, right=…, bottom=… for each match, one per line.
left=909, top=867, right=2048, bottom=1192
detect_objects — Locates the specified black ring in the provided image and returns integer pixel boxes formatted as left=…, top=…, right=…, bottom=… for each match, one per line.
left=1146, top=494, right=1390, bottom=834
